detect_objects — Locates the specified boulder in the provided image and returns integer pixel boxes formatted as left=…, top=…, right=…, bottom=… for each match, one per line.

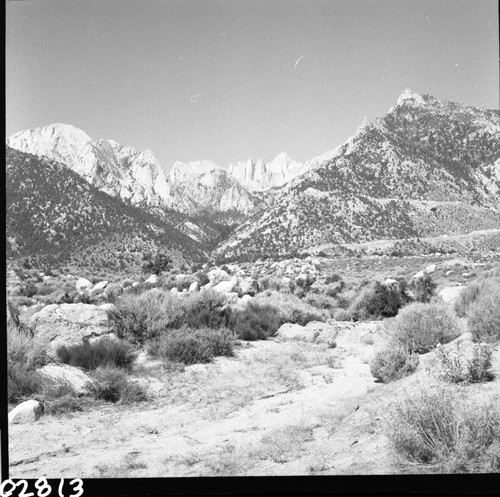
left=90, top=280, right=109, bottom=297
left=28, top=303, right=114, bottom=356
left=239, top=278, right=259, bottom=296
left=37, top=364, right=93, bottom=395
left=412, top=270, right=426, bottom=280
left=212, top=279, right=238, bottom=294
left=225, top=292, right=239, bottom=304
left=188, top=281, right=199, bottom=293
left=8, top=400, right=44, bottom=424
left=383, top=278, right=398, bottom=287
left=75, top=277, right=92, bottom=292
left=207, top=269, right=230, bottom=285
left=144, top=274, right=159, bottom=285
left=103, top=283, right=123, bottom=299
left=438, top=286, right=466, bottom=305
left=236, top=294, right=253, bottom=309
left=170, top=287, right=180, bottom=296
left=426, top=264, right=437, bottom=273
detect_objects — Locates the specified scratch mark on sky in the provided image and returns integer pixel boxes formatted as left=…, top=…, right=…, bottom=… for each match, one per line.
left=294, top=56, right=304, bottom=68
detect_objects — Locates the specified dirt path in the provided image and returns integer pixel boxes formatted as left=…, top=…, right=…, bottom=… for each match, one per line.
left=9, top=321, right=396, bottom=477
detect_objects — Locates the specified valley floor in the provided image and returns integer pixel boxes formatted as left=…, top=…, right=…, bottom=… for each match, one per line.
left=10, top=319, right=499, bottom=478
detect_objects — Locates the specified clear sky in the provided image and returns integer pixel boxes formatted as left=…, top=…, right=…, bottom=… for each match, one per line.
left=6, top=0, right=499, bottom=170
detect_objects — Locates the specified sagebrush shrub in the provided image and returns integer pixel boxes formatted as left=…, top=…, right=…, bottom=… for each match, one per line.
left=56, top=338, right=137, bottom=370
left=467, top=293, right=500, bottom=343
left=147, top=327, right=234, bottom=364
left=195, top=271, right=210, bottom=286
left=325, top=273, right=342, bottom=284
left=7, top=322, right=49, bottom=403
left=435, top=342, right=494, bottom=384
left=333, top=309, right=353, bottom=321
left=181, top=291, right=229, bottom=329
left=142, top=252, right=172, bottom=275
left=384, top=303, right=461, bottom=353
left=305, top=293, right=337, bottom=311
left=108, top=290, right=230, bottom=342
left=254, top=292, right=327, bottom=326
left=107, top=290, right=185, bottom=342
left=18, top=282, right=38, bottom=298
left=454, top=276, right=500, bottom=318
left=348, top=281, right=409, bottom=321
left=408, top=274, right=437, bottom=303
left=389, top=388, right=500, bottom=473
left=88, top=366, right=147, bottom=403
left=227, top=302, right=281, bottom=340
left=8, top=362, right=43, bottom=404
left=370, top=344, right=419, bottom=382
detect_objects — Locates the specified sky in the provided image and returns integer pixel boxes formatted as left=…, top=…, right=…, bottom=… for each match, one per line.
left=6, top=0, right=499, bottom=170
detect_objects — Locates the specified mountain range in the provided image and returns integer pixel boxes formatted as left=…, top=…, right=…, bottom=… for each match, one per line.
left=6, top=89, right=500, bottom=267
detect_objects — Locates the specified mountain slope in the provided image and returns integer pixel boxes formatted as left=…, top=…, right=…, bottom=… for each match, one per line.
left=6, top=147, right=205, bottom=271
left=217, top=90, right=500, bottom=259
left=7, top=124, right=265, bottom=233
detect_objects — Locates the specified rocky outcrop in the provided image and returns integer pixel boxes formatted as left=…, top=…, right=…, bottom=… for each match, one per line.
left=28, top=303, right=114, bottom=355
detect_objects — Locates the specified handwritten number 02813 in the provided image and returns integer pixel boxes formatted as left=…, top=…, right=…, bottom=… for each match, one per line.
left=0, top=479, right=84, bottom=497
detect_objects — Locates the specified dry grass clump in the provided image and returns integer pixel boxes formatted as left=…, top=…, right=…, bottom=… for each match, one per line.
left=370, top=345, right=419, bottom=383
left=384, top=303, right=461, bottom=354
left=389, top=388, right=500, bottom=473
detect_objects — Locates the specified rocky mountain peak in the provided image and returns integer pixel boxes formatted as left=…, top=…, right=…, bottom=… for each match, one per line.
left=396, top=88, right=428, bottom=107
left=6, top=123, right=92, bottom=166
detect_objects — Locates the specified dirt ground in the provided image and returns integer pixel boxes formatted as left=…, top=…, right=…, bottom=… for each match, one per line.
left=10, top=319, right=499, bottom=478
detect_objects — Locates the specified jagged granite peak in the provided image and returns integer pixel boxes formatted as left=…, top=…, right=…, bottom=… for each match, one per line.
left=166, top=160, right=263, bottom=219
left=228, top=152, right=309, bottom=192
